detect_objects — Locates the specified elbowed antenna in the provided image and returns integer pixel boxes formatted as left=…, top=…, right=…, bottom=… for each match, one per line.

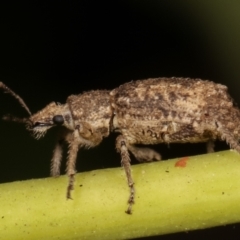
left=2, top=114, right=29, bottom=124
left=0, top=82, right=32, bottom=116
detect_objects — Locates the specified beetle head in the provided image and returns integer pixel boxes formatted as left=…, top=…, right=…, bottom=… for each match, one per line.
left=27, top=102, right=74, bottom=139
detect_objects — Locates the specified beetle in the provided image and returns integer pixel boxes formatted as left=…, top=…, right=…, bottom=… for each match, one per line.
left=1, top=77, right=240, bottom=214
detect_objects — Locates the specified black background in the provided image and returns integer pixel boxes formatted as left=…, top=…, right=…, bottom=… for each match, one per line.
left=1, top=1, right=240, bottom=239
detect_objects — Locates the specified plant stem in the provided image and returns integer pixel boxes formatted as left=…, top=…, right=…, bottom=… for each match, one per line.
left=1, top=150, right=240, bottom=239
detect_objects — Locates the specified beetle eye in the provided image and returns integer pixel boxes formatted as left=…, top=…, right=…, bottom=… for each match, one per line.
left=52, top=115, right=64, bottom=125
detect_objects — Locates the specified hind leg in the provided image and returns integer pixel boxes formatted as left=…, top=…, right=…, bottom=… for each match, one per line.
left=128, top=145, right=161, bottom=162
left=206, top=140, right=215, bottom=153
left=214, top=120, right=240, bottom=152
left=219, top=131, right=240, bottom=152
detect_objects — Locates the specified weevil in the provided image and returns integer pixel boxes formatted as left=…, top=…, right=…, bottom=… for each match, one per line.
left=1, top=77, right=240, bottom=214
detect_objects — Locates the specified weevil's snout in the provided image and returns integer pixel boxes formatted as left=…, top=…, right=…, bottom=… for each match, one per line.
left=28, top=102, right=73, bottom=139
left=29, top=114, right=64, bottom=129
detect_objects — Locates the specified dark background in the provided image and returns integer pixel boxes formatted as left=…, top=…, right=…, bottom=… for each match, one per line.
left=1, top=1, right=240, bottom=239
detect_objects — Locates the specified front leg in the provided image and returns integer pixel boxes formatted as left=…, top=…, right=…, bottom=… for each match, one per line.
left=116, top=135, right=135, bottom=214
left=66, top=130, right=80, bottom=199
left=50, top=129, right=69, bottom=177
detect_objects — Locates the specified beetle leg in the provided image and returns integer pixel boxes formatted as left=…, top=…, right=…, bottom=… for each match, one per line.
left=50, top=129, right=70, bottom=177
left=66, top=130, right=79, bottom=199
left=116, top=135, right=135, bottom=214
left=128, top=145, right=161, bottom=162
left=206, top=140, right=215, bottom=153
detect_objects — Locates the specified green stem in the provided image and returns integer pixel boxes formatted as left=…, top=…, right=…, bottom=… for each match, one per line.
left=1, top=150, right=240, bottom=240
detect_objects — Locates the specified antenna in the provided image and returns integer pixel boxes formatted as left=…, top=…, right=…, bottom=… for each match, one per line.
left=0, top=82, right=32, bottom=116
